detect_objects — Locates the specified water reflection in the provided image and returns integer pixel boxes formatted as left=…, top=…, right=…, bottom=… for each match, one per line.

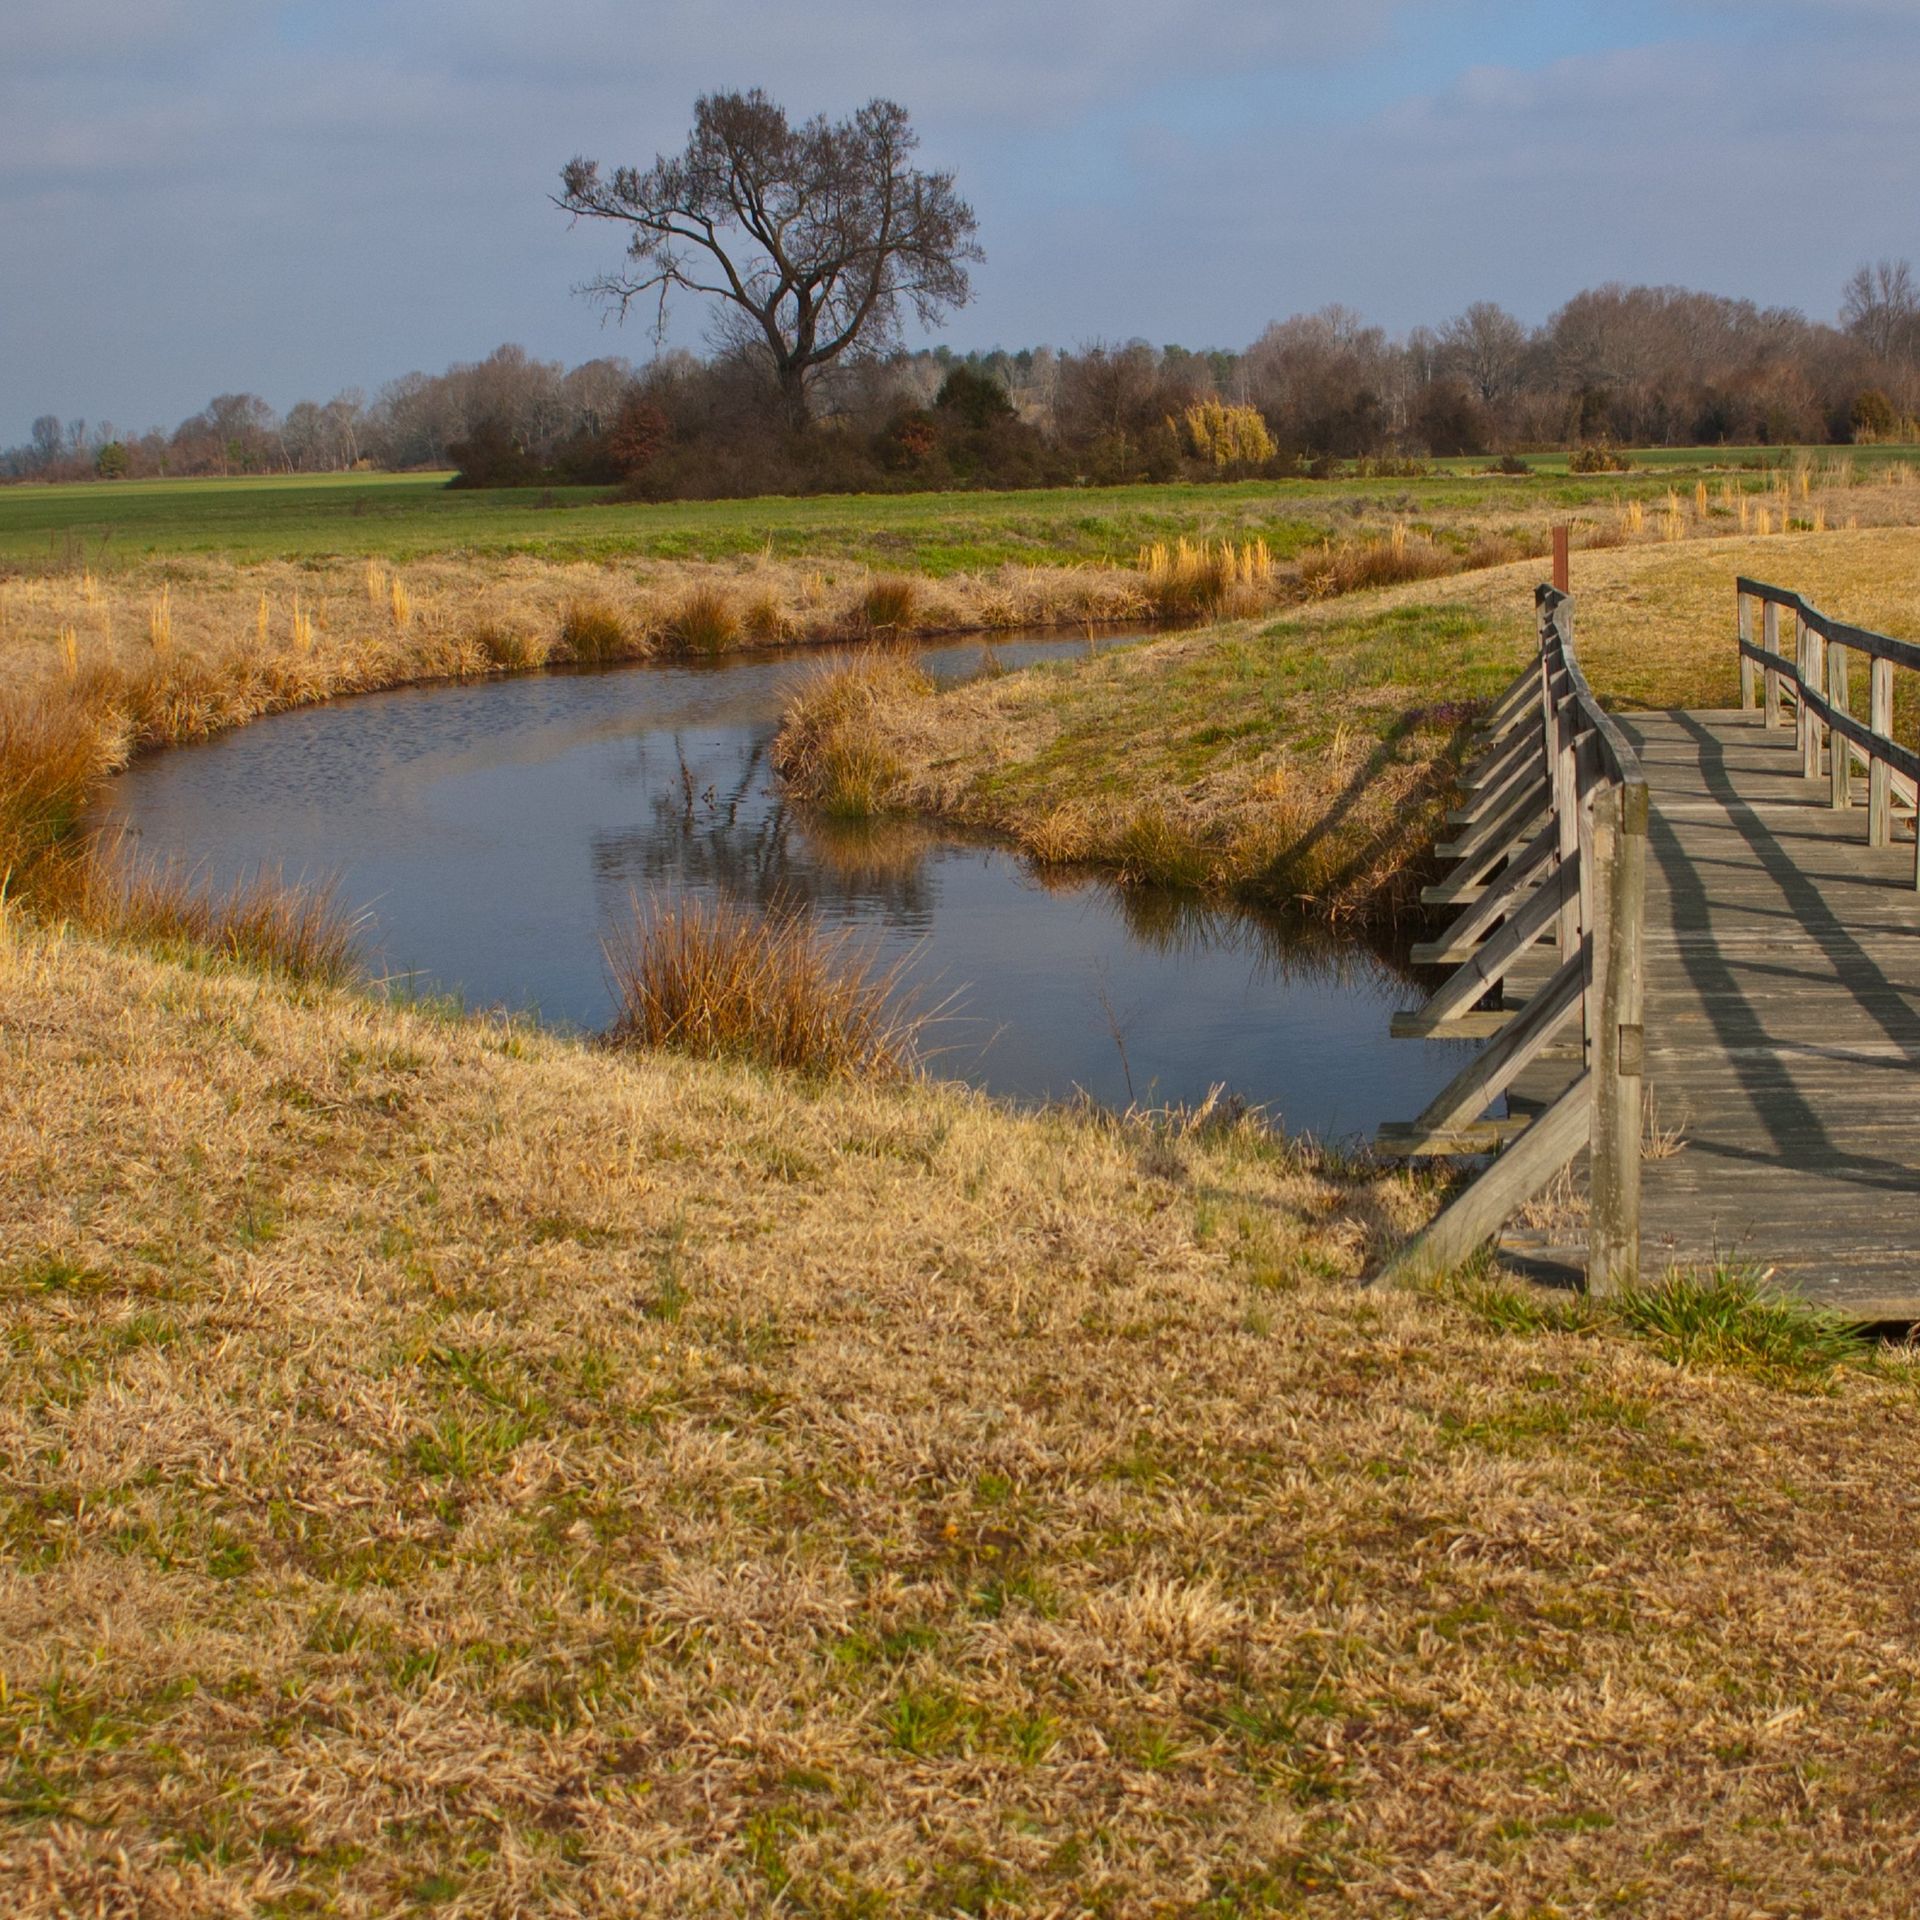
left=94, top=633, right=1477, bottom=1137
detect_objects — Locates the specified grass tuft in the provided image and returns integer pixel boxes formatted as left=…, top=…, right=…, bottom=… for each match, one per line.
left=1612, top=1267, right=1868, bottom=1387
left=603, top=892, right=924, bottom=1080
left=560, top=598, right=635, bottom=665
left=772, top=651, right=933, bottom=820
left=858, top=575, right=920, bottom=636
left=663, top=585, right=742, bottom=655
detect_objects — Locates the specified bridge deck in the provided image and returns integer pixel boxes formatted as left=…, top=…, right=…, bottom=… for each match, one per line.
left=1510, top=708, right=1920, bottom=1317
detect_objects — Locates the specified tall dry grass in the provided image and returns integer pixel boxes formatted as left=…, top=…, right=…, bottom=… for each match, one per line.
left=603, top=892, right=922, bottom=1078
left=772, top=650, right=934, bottom=818
left=1298, top=525, right=1456, bottom=599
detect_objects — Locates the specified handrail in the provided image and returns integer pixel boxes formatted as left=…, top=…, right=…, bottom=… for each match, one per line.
left=1736, top=579, right=1920, bottom=875
left=1380, top=585, right=1648, bottom=1292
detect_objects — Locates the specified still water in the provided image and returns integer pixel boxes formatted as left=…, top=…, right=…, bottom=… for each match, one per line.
left=96, top=635, right=1472, bottom=1139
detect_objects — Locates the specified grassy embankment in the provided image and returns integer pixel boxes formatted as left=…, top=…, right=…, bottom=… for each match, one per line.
left=7, top=468, right=1920, bottom=1910
left=6, top=911, right=1920, bottom=1914
left=780, top=519, right=1920, bottom=926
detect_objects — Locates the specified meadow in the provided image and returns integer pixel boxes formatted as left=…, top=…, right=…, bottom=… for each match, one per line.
left=7, top=460, right=1920, bottom=1912
left=6, top=444, right=1919, bottom=571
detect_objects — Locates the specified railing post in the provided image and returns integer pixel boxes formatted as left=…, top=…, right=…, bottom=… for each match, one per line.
left=1799, top=613, right=1823, bottom=783
left=1870, top=656, right=1894, bottom=848
left=1762, top=599, right=1781, bottom=730
left=1829, top=639, right=1852, bottom=810
left=1738, top=589, right=1755, bottom=711
left=1587, top=780, right=1646, bottom=1295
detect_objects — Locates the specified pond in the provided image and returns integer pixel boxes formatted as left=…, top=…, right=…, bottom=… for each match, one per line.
left=95, top=633, right=1475, bottom=1140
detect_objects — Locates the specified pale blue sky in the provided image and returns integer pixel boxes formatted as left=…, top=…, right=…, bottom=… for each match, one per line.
left=4, top=0, right=1916, bottom=440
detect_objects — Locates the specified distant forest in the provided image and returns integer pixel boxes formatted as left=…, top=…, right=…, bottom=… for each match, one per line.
left=9, top=267, right=1920, bottom=498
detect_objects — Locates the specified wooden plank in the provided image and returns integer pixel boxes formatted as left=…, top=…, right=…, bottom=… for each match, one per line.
left=1434, top=776, right=1548, bottom=862
left=1376, top=1116, right=1532, bottom=1155
left=1378, top=1075, right=1594, bottom=1286
left=1391, top=1008, right=1515, bottom=1040
left=1586, top=783, right=1646, bottom=1295
left=1414, top=855, right=1577, bottom=1027
left=1410, top=824, right=1558, bottom=965
left=1405, top=946, right=1587, bottom=1136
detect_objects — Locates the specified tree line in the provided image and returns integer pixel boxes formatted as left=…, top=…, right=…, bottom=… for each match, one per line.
left=8, top=266, right=1918, bottom=496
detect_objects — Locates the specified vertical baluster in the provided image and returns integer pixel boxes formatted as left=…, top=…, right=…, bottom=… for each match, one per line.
left=1762, top=599, right=1781, bottom=730
left=1829, top=639, right=1851, bottom=810
left=1738, top=590, right=1755, bottom=711
left=1870, top=655, right=1893, bottom=849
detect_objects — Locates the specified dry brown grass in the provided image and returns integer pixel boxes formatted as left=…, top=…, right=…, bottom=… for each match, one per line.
left=1297, top=525, right=1456, bottom=599
left=662, top=584, right=742, bottom=655
left=3, top=912, right=1920, bottom=1913
left=603, top=892, right=922, bottom=1078
left=772, top=650, right=934, bottom=820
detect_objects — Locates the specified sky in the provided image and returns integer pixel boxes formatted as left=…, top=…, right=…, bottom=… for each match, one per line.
left=4, top=0, right=1918, bottom=442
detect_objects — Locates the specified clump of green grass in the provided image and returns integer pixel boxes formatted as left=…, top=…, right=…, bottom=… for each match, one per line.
left=1612, top=1266, right=1868, bottom=1387
left=560, top=598, right=634, bottom=665
left=602, top=893, right=923, bottom=1079
left=1114, top=803, right=1213, bottom=889
left=858, top=575, right=919, bottom=636
left=663, top=585, right=742, bottom=654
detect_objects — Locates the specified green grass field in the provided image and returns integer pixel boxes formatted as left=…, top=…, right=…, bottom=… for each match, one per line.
left=4, top=446, right=1913, bottom=572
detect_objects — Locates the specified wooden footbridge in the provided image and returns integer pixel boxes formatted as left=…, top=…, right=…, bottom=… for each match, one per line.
left=1383, top=578, right=1920, bottom=1320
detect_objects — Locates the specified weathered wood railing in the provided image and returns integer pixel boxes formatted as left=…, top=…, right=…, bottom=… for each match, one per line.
left=1737, top=577, right=1920, bottom=878
left=1380, top=585, right=1648, bottom=1291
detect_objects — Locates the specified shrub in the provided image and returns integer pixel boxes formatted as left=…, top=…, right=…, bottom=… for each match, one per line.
left=561, top=599, right=634, bottom=666
left=664, top=586, right=742, bottom=655
left=1181, top=400, right=1276, bottom=467
left=603, top=894, right=922, bottom=1079
left=1490, top=453, right=1532, bottom=476
left=1569, top=443, right=1631, bottom=474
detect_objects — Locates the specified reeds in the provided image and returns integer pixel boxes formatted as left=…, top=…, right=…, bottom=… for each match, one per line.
left=149, top=585, right=173, bottom=654
left=79, top=851, right=361, bottom=985
left=1623, top=500, right=1646, bottom=536
left=57, top=627, right=79, bottom=682
left=603, top=892, right=923, bottom=1079
left=390, top=578, right=413, bottom=629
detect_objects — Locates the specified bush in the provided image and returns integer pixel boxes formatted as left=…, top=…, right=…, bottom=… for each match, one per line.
left=1569, top=443, right=1631, bottom=474
left=1851, top=388, right=1897, bottom=442
left=1181, top=400, right=1275, bottom=467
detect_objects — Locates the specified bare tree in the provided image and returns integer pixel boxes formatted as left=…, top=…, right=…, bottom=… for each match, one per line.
left=1439, top=302, right=1528, bottom=405
left=558, top=89, right=981, bottom=428
left=1842, top=260, right=1918, bottom=364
